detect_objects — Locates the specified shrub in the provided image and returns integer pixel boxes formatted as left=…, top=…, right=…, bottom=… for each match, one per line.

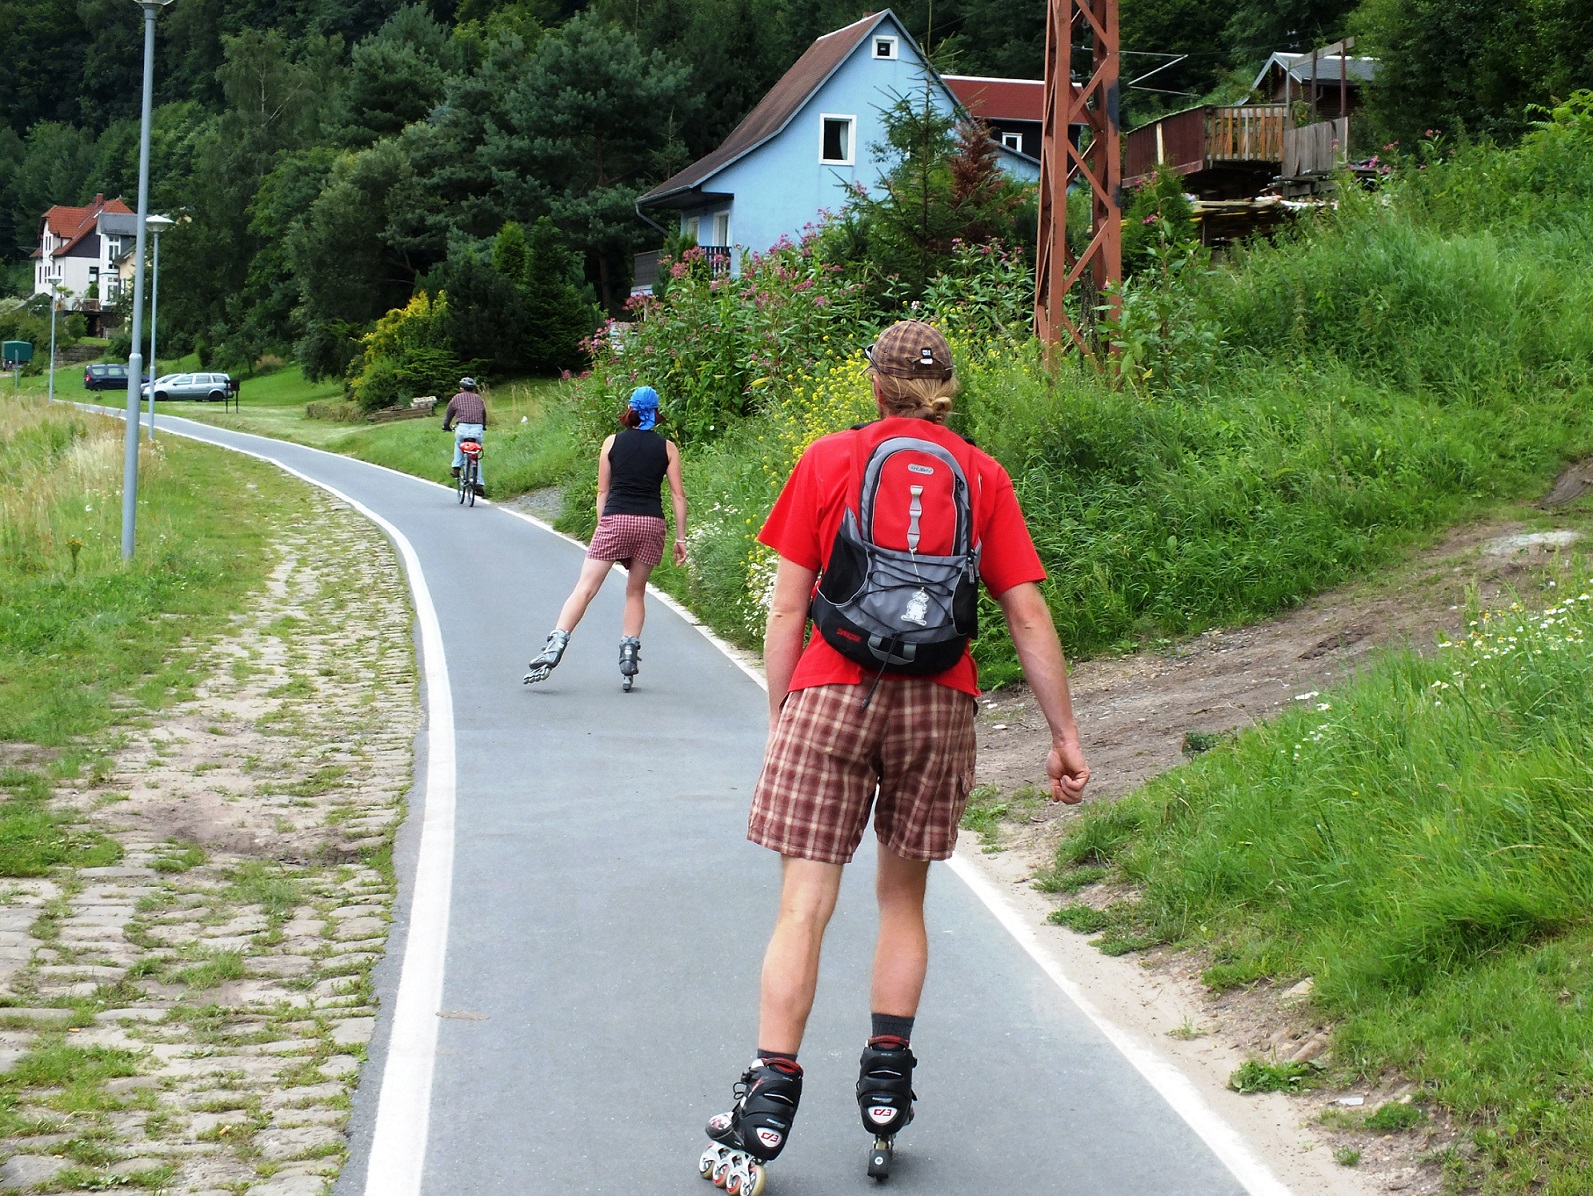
left=347, top=292, right=463, bottom=413
left=582, top=236, right=868, bottom=449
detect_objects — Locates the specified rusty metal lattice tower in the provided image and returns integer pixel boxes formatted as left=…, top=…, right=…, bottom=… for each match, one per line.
left=1035, top=0, right=1121, bottom=357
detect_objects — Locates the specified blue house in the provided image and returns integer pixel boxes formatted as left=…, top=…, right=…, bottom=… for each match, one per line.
left=634, top=10, right=1040, bottom=286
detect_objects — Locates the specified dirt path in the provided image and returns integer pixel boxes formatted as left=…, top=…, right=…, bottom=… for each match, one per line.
left=0, top=488, right=417, bottom=1195
left=965, top=511, right=1588, bottom=1195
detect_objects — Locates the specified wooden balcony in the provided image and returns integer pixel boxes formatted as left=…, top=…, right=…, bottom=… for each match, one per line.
left=1125, top=104, right=1288, bottom=188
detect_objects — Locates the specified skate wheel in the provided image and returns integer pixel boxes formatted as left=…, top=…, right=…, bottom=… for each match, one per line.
left=699, top=1147, right=718, bottom=1179
left=622, top=675, right=634, bottom=692
left=868, top=1136, right=893, bottom=1180
left=712, top=1159, right=732, bottom=1189
left=743, top=1164, right=766, bottom=1196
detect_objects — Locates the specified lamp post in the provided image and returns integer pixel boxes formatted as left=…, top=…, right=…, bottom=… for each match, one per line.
left=47, top=281, right=62, bottom=405
left=145, top=213, right=174, bottom=440
left=121, top=0, right=175, bottom=561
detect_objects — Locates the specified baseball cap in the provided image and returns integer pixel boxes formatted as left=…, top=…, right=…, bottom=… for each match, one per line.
left=865, top=321, right=954, bottom=381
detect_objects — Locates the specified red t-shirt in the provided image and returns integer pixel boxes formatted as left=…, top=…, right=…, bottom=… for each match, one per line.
left=758, top=417, right=1046, bottom=697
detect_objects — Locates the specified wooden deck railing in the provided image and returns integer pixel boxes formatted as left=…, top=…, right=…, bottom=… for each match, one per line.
left=1205, top=106, right=1287, bottom=163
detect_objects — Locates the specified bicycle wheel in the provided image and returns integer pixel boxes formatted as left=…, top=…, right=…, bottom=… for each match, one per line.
left=457, top=463, right=468, bottom=504
left=467, top=462, right=476, bottom=506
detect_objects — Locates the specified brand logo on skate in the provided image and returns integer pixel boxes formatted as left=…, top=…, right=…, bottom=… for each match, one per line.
left=755, top=1129, right=783, bottom=1149
left=868, top=1106, right=895, bottom=1124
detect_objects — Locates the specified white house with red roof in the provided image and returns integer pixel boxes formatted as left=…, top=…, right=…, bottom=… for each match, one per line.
left=32, top=194, right=135, bottom=309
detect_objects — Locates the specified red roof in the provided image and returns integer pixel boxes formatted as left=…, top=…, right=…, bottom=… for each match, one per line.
left=943, top=76, right=1049, bottom=123
left=39, top=194, right=132, bottom=256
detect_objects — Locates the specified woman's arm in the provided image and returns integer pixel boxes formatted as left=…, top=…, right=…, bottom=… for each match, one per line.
left=666, top=440, right=688, bottom=566
left=596, top=435, right=614, bottom=517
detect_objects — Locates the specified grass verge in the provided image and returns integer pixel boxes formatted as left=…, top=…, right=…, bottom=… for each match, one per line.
left=1050, top=565, right=1593, bottom=1194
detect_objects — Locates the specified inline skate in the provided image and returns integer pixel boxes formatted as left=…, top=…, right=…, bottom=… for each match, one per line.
left=698, top=1059, right=802, bottom=1195
left=857, top=1040, right=915, bottom=1181
left=618, top=635, right=641, bottom=691
left=522, top=629, right=569, bottom=685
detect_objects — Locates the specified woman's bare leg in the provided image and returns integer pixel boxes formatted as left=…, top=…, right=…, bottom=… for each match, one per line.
left=622, top=562, right=654, bottom=638
left=555, top=557, right=616, bottom=633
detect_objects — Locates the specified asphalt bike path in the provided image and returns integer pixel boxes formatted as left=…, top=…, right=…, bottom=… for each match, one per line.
left=117, top=411, right=1278, bottom=1195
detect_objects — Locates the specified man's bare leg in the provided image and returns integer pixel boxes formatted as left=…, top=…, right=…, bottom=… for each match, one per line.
left=757, top=857, right=845, bottom=1055
left=871, top=847, right=931, bottom=1017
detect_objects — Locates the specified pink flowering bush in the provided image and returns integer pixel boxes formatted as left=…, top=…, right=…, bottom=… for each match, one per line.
left=577, top=237, right=868, bottom=447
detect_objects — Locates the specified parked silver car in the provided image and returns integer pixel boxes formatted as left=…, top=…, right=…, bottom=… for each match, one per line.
left=141, top=372, right=237, bottom=402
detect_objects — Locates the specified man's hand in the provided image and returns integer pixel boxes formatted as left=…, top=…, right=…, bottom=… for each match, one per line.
left=1047, top=738, right=1090, bottom=805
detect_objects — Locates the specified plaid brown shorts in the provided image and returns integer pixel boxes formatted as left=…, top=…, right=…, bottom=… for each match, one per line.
left=587, top=514, right=666, bottom=569
left=748, top=680, right=977, bottom=864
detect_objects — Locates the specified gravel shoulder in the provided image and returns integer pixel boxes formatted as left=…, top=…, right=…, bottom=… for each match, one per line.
left=0, top=488, right=418, bottom=1195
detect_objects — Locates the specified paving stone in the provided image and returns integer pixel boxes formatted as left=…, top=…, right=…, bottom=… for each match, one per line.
left=247, top=1175, right=329, bottom=1196
left=98, top=1006, right=174, bottom=1022
left=108, top=1155, right=169, bottom=1176
left=0, top=1154, right=73, bottom=1187
left=248, top=955, right=315, bottom=978
left=255, top=1123, right=342, bottom=1162
left=328, top=905, right=385, bottom=919
left=318, top=1054, right=360, bottom=1078
left=329, top=1018, right=374, bottom=1047
left=331, top=916, right=383, bottom=941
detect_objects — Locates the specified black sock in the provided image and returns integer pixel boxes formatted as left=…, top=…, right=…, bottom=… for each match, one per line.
left=869, top=1013, right=915, bottom=1045
left=756, top=1048, right=800, bottom=1072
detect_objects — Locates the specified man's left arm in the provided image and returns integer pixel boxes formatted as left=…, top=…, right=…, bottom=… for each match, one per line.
left=995, top=581, right=1089, bottom=804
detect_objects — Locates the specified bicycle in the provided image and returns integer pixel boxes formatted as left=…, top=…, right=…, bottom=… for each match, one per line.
left=457, top=439, right=483, bottom=506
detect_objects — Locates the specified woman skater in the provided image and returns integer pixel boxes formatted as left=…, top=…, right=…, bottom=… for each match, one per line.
left=524, top=386, right=687, bottom=691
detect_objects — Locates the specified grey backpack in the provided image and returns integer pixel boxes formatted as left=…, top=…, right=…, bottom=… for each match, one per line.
left=811, top=431, right=981, bottom=684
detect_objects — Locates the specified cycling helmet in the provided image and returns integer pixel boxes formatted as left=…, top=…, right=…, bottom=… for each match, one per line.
left=459, top=377, right=478, bottom=391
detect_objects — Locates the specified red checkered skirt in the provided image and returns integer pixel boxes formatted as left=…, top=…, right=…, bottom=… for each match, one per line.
left=586, top=513, right=666, bottom=569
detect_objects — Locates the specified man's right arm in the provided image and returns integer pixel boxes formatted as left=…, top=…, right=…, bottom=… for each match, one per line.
left=764, top=557, right=817, bottom=727
left=995, top=581, right=1089, bottom=804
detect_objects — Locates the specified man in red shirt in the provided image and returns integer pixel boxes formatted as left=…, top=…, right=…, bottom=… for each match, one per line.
left=698, top=321, right=1090, bottom=1191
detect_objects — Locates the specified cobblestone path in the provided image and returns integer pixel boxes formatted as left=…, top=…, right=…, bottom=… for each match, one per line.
left=0, top=488, right=417, bottom=1195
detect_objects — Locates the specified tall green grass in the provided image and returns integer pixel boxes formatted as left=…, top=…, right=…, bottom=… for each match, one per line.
left=1051, top=576, right=1593, bottom=1192
left=0, top=399, right=307, bottom=747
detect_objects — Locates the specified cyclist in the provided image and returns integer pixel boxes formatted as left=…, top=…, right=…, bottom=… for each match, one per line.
left=442, top=377, right=488, bottom=494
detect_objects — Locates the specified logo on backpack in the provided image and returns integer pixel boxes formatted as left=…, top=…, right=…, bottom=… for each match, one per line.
left=812, top=432, right=980, bottom=677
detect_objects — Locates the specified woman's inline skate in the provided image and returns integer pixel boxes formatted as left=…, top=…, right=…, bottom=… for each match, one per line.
left=698, top=1058, right=802, bottom=1195
left=857, top=1040, right=915, bottom=1181
left=619, top=635, right=641, bottom=691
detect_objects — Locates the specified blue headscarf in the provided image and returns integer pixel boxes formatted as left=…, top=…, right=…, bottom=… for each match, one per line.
left=628, top=386, right=660, bottom=431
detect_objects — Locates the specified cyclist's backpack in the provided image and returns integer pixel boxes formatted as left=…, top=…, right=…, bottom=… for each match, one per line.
left=811, top=429, right=981, bottom=679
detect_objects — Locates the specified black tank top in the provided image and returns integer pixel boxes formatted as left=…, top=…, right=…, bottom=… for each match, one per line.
left=604, top=429, right=669, bottom=518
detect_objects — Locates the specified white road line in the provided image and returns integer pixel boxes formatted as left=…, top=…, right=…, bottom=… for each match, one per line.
left=944, top=855, right=1293, bottom=1196
left=98, top=417, right=456, bottom=1196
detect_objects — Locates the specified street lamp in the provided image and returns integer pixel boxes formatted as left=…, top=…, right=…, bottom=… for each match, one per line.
left=145, top=212, right=174, bottom=440
left=121, top=0, right=176, bottom=561
left=47, top=281, right=64, bottom=405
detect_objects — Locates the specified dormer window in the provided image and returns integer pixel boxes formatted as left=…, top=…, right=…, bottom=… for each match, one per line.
left=873, top=35, right=898, bottom=60
left=1001, top=131, right=1023, bottom=152
left=820, top=115, right=856, bottom=165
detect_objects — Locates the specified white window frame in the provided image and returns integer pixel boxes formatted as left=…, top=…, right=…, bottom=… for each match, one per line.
left=819, top=114, right=857, bottom=165
left=710, top=210, right=730, bottom=247
left=872, top=35, right=898, bottom=60
left=1001, top=131, right=1024, bottom=152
